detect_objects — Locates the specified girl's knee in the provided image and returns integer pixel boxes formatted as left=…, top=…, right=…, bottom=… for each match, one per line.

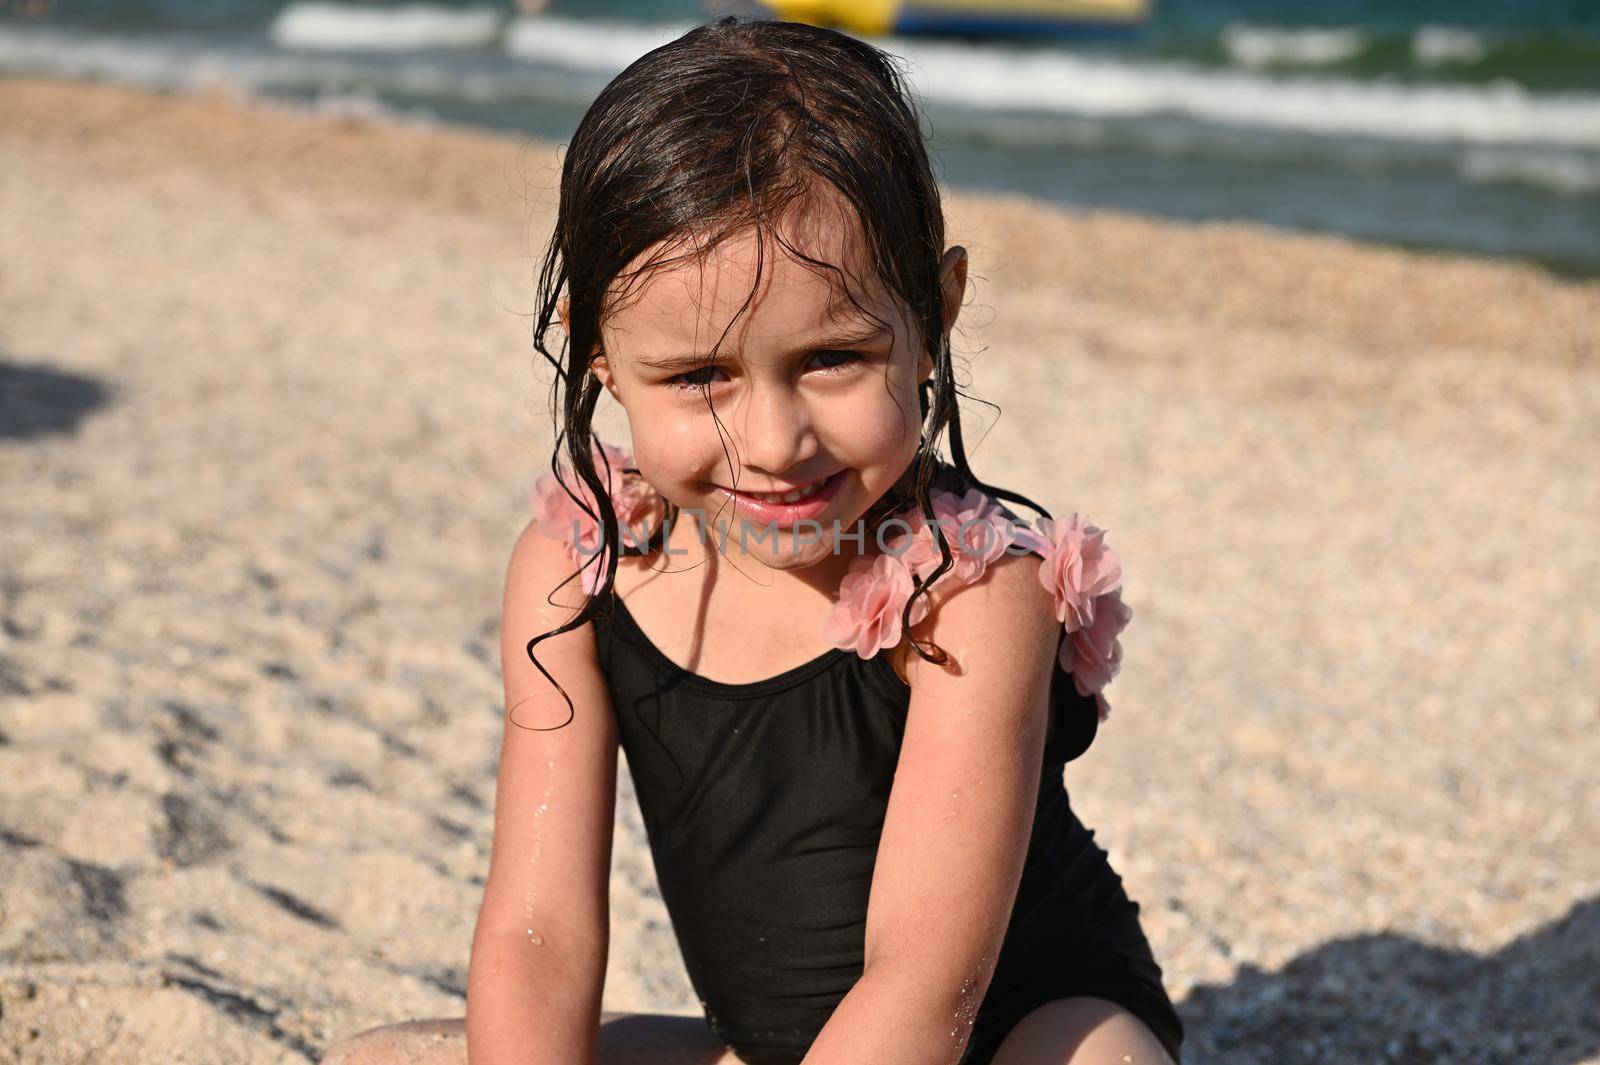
left=319, top=1018, right=466, bottom=1065
left=320, top=1012, right=738, bottom=1065
left=989, top=997, right=1175, bottom=1065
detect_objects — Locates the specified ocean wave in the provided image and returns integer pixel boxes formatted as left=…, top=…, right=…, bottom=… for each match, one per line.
left=1216, top=23, right=1494, bottom=73
left=6, top=15, right=1600, bottom=151
left=269, top=84, right=441, bottom=127
left=1412, top=26, right=1488, bottom=68
left=1458, top=149, right=1600, bottom=196
left=0, top=24, right=531, bottom=103
left=271, top=2, right=506, bottom=52
left=503, top=15, right=690, bottom=70
left=1219, top=23, right=1367, bottom=70
left=501, top=17, right=1600, bottom=149
left=886, top=33, right=1600, bottom=148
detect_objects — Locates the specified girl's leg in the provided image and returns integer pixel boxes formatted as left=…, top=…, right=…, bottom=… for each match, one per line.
left=318, top=1019, right=461, bottom=1065
left=987, top=997, right=1177, bottom=1065
left=319, top=1012, right=744, bottom=1065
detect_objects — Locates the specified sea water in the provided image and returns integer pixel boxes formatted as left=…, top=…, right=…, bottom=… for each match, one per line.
left=5, top=0, right=1596, bottom=274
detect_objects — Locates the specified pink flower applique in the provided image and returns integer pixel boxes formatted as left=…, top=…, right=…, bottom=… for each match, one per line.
left=1024, top=512, right=1128, bottom=721
left=822, top=487, right=1015, bottom=660
left=1032, top=513, right=1122, bottom=632
left=528, top=440, right=663, bottom=594
left=1061, top=587, right=1132, bottom=722
left=827, top=489, right=1133, bottom=722
left=819, top=552, right=932, bottom=660
left=886, top=487, right=1016, bottom=585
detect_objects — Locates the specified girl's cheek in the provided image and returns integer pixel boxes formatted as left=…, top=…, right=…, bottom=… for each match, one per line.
left=628, top=381, right=916, bottom=493
left=824, top=388, right=919, bottom=462
left=628, top=403, right=718, bottom=492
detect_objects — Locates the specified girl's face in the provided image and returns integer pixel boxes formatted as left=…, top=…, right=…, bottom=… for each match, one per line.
left=589, top=206, right=964, bottom=579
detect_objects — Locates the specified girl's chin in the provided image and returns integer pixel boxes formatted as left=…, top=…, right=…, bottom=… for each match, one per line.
left=746, top=548, right=824, bottom=571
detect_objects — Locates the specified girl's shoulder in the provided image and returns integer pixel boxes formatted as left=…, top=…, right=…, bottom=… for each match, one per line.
left=526, top=442, right=669, bottom=597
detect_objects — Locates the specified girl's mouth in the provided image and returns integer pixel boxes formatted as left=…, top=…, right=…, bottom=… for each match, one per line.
left=711, top=469, right=847, bottom=527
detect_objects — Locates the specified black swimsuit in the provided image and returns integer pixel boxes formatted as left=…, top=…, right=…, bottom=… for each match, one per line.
left=593, top=579, right=1185, bottom=1065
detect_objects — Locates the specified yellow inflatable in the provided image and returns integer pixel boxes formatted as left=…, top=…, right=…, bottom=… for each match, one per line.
left=758, top=0, right=1149, bottom=37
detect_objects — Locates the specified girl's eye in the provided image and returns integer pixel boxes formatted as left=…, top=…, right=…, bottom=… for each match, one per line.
left=665, top=350, right=865, bottom=394
left=667, top=366, right=721, bottom=393
left=812, top=349, right=864, bottom=375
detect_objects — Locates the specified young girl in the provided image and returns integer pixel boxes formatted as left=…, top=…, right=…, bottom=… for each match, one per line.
left=321, top=16, right=1183, bottom=1065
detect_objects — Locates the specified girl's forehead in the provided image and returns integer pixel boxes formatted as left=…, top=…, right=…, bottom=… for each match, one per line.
left=605, top=216, right=895, bottom=353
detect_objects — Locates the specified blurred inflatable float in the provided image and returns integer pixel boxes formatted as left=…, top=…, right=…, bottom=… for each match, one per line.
left=755, top=0, right=1149, bottom=38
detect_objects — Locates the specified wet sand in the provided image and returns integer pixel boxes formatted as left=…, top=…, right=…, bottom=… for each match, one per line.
left=1, top=77, right=1597, bottom=1064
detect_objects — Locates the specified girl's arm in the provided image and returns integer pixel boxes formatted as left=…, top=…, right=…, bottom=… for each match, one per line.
left=466, top=518, right=620, bottom=1065
left=802, top=550, right=1061, bottom=1065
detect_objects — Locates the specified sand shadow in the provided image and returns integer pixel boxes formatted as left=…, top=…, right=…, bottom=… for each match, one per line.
left=1177, top=894, right=1600, bottom=1063
left=0, top=358, right=112, bottom=441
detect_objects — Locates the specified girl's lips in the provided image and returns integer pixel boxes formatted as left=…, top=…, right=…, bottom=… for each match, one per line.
left=711, top=469, right=847, bottom=527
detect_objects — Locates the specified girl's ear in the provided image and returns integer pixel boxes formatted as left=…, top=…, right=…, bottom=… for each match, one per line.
left=939, top=246, right=968, bottom=338
left=592, top=354, right=617, bottom=400
left=921, top=247, right=968, bottom=382
left=560, top=296, right=621, bottom=401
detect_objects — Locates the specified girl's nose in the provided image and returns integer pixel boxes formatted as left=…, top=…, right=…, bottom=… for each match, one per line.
left=739, top=382, right=819, bottom=476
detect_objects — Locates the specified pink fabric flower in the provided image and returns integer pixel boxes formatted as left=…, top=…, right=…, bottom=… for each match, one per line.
left=885, top=487, right=1016, bottom=586
left=1032, top=513, right=1122, bottom=633
left=823, top=487, right=1133, bottom=721
left=819, top=552, right=931, bottom=659
left=1061, top=588, right=1132, bottom=722
left=528, top=441, right=663, bottom=594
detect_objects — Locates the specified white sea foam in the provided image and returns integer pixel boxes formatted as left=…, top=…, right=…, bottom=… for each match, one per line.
left=5, top=15, right=1600, bottom=151
left=502, top=13, right=691, bottom=70
left=504, top=17, right=1600, bottom=149
left=0, top=24, right=509, bottom=103
left=271, top=2, right=505, bottom=52
left=271, top=85, right=439, bottom=127
left=1412, top=25, right=1489, bottom=68
left=1458, top=148, right=1600, bottom=196
left=1219, top=23, right=1367, bottom=69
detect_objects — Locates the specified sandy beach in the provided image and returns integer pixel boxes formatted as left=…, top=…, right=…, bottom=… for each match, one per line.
left=1, top=76, right=1597, bottom=1063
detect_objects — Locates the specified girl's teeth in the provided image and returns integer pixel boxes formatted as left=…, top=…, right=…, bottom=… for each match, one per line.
left=750, top=478, right=824, bottom=504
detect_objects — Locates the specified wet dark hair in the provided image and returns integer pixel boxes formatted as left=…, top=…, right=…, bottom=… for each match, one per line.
left=518, top=16, right=1050, bottom=731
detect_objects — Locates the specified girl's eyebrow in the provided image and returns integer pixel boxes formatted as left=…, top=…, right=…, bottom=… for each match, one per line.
left=633, top=323, right=892, bottom=373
